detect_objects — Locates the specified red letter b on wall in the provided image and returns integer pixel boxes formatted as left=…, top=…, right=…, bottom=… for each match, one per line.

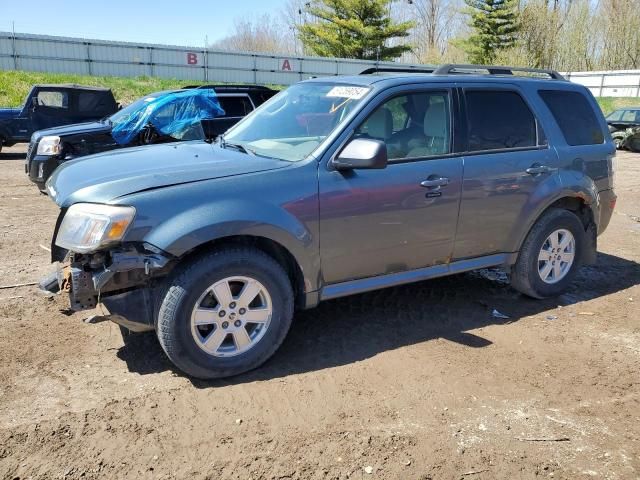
left=187, top=53, right=198, bottom=65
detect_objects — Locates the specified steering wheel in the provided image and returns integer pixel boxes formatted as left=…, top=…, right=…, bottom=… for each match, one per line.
left=141, top=122, right=158, bottom=144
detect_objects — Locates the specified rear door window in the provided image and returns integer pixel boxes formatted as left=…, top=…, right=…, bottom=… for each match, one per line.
left=465, top=90, right=538, bottom=151
left=217, top=96, right=253, bottom=117
left=539, top=90, right=604, bottom=146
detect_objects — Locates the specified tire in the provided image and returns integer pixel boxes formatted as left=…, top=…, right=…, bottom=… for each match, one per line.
left=510, top=208, right=586, bottom=299
left=613, top=137, right=623, bottom=150
left=119, top=325, right=131, bottom=339
left=156, top=247, right=294, bottom=379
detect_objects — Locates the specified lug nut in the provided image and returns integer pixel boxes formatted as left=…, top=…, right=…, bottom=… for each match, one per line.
left=234, top=320, right=242, bottom=327
left=239, top=308, right=246, bottom=315
left=229, top=302, right=237, bottom=309
left=221, top=321, right=229, bottom=329
left=218, top=310, right=226, bottom=317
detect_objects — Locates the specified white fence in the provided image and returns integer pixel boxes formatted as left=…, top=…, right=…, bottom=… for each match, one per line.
left=2, top=32, right=640, bottom=96
left=0, top=31, right=431, bottom=86
left=565, top=70, right=640, bottom=97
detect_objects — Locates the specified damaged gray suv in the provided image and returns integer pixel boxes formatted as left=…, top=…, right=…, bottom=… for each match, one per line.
left=43, top=64, right=617, bottom=379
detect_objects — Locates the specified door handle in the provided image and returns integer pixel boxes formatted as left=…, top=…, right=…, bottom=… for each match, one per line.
left=525, top=165, right=551, bottom=175
left=420, top=177, right=449, bottom=188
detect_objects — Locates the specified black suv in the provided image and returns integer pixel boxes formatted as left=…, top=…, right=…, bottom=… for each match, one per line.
left=26, top=85, right=277, bottom=191
left=42, top=64, right=616, bottom=380
left=0, top=84, right=117, bottom=152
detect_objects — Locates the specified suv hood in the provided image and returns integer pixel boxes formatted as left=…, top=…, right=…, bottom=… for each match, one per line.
left=0, top=107, right=21, bottom=120
left=47, top=142, right=289, bottom=207
left=32, top=121, right=110, bottom=142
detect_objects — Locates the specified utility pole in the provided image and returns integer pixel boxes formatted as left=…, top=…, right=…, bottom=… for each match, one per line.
left=12, top=21, right=17, bottom=70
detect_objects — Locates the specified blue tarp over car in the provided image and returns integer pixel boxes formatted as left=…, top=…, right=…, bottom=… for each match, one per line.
left=110, top=89, right=225, bottom=145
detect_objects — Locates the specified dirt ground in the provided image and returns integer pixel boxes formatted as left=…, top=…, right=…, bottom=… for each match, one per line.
left=0, top=144, right=638, bottom=480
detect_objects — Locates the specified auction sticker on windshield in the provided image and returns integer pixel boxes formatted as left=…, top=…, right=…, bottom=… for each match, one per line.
left=326, top=86, right=370, bottom=99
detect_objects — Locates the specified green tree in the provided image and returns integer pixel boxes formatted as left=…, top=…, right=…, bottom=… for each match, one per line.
left=298, top=0, right=415, bottom=60
left=460, top=0, right=519, bottom=64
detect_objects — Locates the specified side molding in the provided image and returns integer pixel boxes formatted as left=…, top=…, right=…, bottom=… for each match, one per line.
left=320, top=253, right=510, bottom=301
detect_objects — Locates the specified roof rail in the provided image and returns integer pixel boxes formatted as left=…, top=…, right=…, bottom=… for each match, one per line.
left=182, top=84, right=273, bottom=91
left=360, top=66, right=436, bottom=75
left=432, top=64, right=565, bottom=80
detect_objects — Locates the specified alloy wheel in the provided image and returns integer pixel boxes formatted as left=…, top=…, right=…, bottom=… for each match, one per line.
left=190, top=276, right=272, bottom=357
left=537, top=229, right=576, bottom=284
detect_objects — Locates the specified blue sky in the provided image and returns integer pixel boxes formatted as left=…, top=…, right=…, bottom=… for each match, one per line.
left=0, top=0, right=288, bottom=47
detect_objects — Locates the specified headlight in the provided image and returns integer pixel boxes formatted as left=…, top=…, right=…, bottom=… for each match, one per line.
left=55, top=203, right=136, bottom=253
left=37, top=136, right=62, bottom=156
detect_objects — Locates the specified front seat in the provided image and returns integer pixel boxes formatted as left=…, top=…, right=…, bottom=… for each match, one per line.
left=407, top=101, right=449, bottom=157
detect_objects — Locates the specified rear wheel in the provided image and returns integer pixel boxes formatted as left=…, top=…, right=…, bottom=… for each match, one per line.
left=510, top=208, right=586, bottom=299
left=157, top=247, right=294, bottom=379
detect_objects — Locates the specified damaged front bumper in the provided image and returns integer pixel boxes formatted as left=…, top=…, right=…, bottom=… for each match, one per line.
left=41, top=246, right=174, bottom=332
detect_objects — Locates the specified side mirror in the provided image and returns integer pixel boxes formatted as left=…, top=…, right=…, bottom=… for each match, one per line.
left=31, top=96, right=39, bottom=111
left=332, top=138, right=388, bottom=171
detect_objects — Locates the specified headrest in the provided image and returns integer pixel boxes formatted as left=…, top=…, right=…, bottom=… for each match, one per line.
left=423, top=101, right=447, bottom=138
left=367, top=107, right=392, bottom=140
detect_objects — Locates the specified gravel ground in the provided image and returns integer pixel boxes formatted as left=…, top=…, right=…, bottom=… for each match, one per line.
left=0, top=144, right=639, bottom=480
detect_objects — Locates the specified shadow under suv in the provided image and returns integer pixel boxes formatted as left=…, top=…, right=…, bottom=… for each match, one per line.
left=42, top=64, right=617, bottom=379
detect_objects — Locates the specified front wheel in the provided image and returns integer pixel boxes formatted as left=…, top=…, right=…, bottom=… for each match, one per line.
left=157, top=247, right=294, bottom=379
left=510, top=208, right=586, bottom=299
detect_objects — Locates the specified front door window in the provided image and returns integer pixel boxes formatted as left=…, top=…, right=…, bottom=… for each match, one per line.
left=355, top=92, right=451, bottom=160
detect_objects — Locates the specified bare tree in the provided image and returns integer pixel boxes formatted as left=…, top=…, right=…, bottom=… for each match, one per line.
left=598, top=0, right=640, bottom=69
left=391, top=0, right=465, bottom=63
left=210, top=14, right=297, bottom=55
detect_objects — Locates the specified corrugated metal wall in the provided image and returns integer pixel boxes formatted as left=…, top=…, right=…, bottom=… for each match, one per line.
left=565, top=71, right=640, bottom=97
left=2, top=32, right=640, bottom=96
left=0, top=31, right=432, bottom=85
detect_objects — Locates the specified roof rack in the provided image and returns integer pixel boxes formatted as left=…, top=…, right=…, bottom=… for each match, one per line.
left=432, top=64, right=565, bottom=80
left=360, top=67, right=436, bottom=75
left=182, top=84, right=273, bottom=91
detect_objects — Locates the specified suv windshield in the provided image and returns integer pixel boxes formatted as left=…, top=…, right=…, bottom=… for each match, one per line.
left=222, top=82, right=371, bottom=162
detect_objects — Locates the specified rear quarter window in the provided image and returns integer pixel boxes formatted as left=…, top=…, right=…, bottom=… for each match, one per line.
left=539, top=90, right=604, bottom=146
left=77, top=92, right=109, bottom=113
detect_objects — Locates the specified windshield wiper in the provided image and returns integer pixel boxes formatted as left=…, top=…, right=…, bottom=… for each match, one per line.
left=218, top=134, right=255, bottom=155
